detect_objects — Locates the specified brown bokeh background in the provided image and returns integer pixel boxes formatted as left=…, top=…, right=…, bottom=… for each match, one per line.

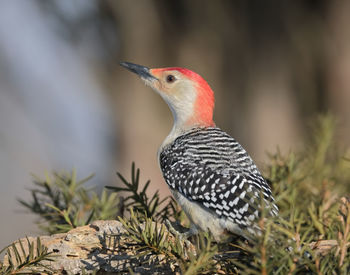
left=112, top=0, right=350, bottom=193
left=0, top=0, right=349, bottom=247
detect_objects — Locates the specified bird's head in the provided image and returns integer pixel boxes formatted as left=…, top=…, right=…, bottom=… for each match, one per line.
left=120, top=62, right=215, bottom=131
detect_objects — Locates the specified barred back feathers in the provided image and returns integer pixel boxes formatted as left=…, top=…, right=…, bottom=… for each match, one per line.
left=159, top=127, right=278, bottom=237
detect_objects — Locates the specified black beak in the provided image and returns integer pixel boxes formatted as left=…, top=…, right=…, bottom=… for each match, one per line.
left=120, top=62, right=157, bottom=81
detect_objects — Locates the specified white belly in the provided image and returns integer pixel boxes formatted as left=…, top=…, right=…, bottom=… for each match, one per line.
left=171, top=190, right=245, bottom=242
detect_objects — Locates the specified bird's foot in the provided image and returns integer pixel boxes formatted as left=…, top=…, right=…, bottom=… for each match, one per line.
left=165, top=219, right=197, bottom=248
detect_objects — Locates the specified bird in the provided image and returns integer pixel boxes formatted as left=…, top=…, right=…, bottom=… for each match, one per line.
left=120, top=62, right=278, bottom=242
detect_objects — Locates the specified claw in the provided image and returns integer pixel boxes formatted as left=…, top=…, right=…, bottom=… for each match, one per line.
left=165, top=219, right=197, bottom=248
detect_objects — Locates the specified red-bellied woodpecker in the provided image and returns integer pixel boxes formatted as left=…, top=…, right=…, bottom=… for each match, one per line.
left=120, top=62, right=278, bottom=242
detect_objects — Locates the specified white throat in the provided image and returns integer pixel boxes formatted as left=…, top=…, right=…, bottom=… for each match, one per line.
left=155, top=85, right=197, bottom=152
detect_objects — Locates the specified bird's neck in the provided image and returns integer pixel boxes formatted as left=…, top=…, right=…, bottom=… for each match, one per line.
left=160, top=117, right=215, bottom=152
left=158, top=91, right=215, bottom=152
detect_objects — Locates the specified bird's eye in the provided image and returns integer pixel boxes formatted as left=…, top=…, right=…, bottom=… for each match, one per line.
left=166, top=75, right=176, bottom=83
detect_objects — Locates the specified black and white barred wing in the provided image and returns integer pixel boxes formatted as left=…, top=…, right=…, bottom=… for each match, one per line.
left=159, top=127, right=278, bottom=231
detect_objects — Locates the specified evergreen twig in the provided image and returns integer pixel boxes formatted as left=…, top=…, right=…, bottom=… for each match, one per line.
left=0, top=237, right=56, bottom=274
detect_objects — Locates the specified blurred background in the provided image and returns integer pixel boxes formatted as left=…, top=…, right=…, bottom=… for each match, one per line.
left=0, top=0, right=349, bottom=247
